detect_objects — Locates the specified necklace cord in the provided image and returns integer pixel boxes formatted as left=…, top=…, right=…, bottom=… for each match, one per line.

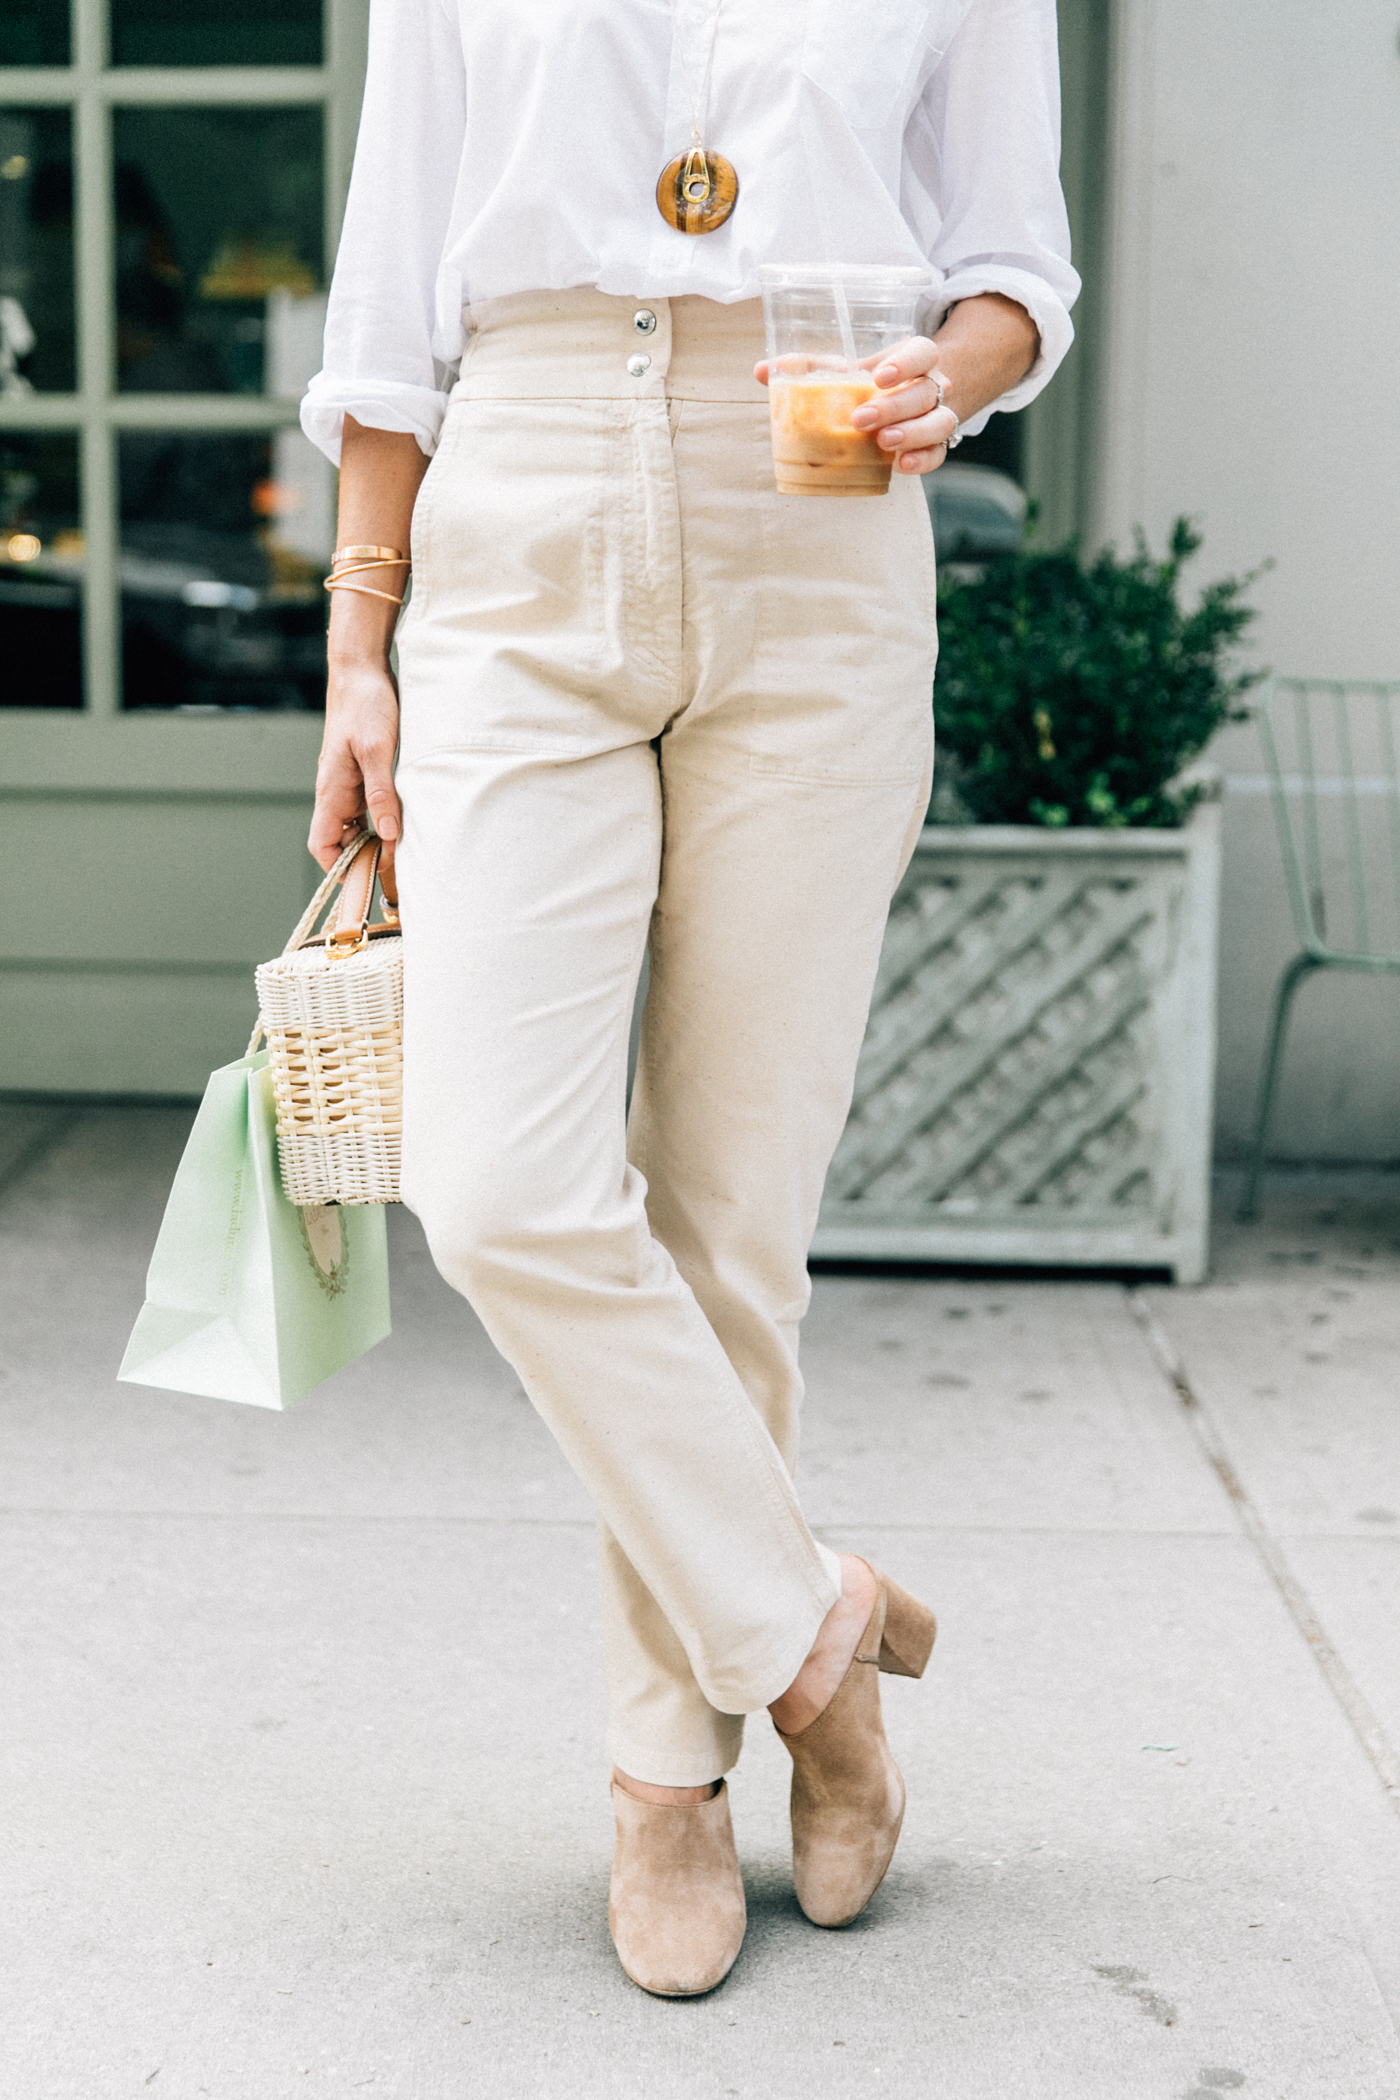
left=670, top=0, right=724, bottom=151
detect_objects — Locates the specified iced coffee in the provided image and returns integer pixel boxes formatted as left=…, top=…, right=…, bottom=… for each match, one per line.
left=758, top=264, right=933, bottom=499
left=768, top=369, right=890, bottom=496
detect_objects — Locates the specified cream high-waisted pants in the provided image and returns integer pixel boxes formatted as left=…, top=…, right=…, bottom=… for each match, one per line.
left=395, top=289, right=936, bottom=1786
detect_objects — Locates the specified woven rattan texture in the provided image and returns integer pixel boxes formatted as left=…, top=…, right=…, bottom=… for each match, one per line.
left=256, top=938, right=403, bottom=1205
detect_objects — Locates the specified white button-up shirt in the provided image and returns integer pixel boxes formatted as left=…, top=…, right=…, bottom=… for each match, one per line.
left=301, top=0, right=1080, bottom=462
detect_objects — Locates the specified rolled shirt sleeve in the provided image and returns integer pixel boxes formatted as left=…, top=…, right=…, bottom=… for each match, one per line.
left=906, top=0, right=1080, bottom=433
left=300, top=0, right=466, bottom=464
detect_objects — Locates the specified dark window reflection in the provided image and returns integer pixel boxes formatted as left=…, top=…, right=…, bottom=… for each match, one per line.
left=120, top=429, right=333, bottom=712
left=112, top=0, right=322, bottom=68
left=0, top=0, right=70, bottom=67
left=0, top=109, right=76, bottom=393
left=113, top=107, right=323, bottom=397
left=0, top=431, right=82, bottom=709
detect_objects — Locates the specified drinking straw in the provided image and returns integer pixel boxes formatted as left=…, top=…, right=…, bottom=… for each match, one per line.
left=833, top=275, right=859, bottom=371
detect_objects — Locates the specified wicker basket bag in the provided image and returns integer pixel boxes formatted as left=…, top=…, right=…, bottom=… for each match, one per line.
left=254, top=830, right=403, bottom=1206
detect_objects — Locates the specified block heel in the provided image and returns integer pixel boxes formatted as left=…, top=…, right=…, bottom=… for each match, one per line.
left=774, top=1560, right=937, bottom=1929
left=877, top=1573, right=937, bottom=1679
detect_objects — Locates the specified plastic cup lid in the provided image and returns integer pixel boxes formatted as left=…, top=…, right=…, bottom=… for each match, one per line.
left=756, top=263, right=934, bottom=289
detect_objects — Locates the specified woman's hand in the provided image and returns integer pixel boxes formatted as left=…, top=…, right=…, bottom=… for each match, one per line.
left=850, top=336, right=957, bottom=476
left=308, top=416, right=429, bottom=876
left=309, top=655, right=402, bottom=875
left=753, top=338, right=955, bottom=476
left=754, top=292, right=1040, bottom=478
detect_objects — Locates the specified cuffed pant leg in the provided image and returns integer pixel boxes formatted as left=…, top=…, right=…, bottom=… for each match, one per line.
left=397, top=739, right=839, bottom=1741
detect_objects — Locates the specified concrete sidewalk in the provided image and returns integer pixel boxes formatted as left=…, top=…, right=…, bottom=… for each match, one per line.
left=2, top=1107, right=1399, bottom=2100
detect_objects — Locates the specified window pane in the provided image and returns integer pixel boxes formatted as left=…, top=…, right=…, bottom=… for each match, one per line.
left=0, top=0, right=70, bottom=67
left=0, top=431, right=82, bottom=708
left=111, top=0, right=322, bottom=68
left=120, top=428, right=333, bottom=712
left=0, top=109, right=76, bottom=393
left=113, top=107, right=324, bottom=397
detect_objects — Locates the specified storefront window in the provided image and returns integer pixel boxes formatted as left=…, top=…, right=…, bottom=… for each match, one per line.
left=120, top=427, right=331, bottom=711
left=0, top=109, right=75, bottom=393
left=0, top=2, right=348, bottom=713
left=111, top=0, right=323, bottom=69
left=0, top=1, right=70, bottom=69
left=113, top=107, right=323, bottom=396
left=0, top=431, right=82, bottom=707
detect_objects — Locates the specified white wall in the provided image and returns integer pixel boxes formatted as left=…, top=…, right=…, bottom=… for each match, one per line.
left=1090, top=0, right=1400, bottom=1159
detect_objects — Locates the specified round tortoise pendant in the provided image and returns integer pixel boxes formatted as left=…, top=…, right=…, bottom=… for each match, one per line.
left=656, top=147, right=739, bottom=235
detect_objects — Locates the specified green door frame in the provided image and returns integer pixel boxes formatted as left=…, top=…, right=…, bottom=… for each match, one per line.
left=1023, top=0, right=1110, bottom=548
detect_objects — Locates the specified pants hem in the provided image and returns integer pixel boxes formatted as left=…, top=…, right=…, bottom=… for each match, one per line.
left=607, top=1729, right=745, bottom=1789
left=700, top=1567, right=840, bottom=1718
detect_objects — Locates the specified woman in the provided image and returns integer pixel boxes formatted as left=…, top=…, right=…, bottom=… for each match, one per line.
left=302, top=0, right=1077, bottom=1998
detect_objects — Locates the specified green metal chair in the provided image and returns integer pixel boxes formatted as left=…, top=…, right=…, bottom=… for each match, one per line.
left=1239, top=676, right=1400, bottom=1218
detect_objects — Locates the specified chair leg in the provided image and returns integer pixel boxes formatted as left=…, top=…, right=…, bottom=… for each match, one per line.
left=1237, top=954, right=1321, bottom=1221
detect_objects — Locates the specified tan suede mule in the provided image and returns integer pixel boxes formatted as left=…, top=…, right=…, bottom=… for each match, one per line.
left=607, top=1780, right=747, bottom=1997
left=775, top=1563, right=937, bottom=1929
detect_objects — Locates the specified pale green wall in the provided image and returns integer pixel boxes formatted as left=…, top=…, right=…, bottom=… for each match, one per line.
left=2, top=715, right=326, bottom=1092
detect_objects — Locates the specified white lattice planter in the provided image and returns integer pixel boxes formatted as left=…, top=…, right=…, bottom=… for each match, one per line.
left=811, top=793, right=1222, bottom=1282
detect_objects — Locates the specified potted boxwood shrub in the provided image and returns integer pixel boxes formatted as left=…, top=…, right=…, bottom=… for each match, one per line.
left=812, top=521, right=1260, bottom=1283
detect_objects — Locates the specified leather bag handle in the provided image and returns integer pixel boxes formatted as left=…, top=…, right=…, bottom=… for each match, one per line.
left=282, top=831, right=400, bottom=958
left=326, top=835, right=382, bottom=952
left=247, top=832, right=400, bottom=1058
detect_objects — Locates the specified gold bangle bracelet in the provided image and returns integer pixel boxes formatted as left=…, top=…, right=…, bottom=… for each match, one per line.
left=331, top=544, right=409, bottom=566
left=327, top=557, right=412, bottom=582
left=324, top=578, right=407, bottom=606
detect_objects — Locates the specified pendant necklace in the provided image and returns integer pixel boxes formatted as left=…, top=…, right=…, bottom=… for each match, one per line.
left=656, top=0, right=739, bottom=235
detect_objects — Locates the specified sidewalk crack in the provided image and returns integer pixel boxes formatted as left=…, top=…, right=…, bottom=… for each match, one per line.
left=1127, top=1288, right=1400, bottom=1817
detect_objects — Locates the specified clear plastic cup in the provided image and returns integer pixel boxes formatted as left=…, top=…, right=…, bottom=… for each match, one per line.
left=757, top=264, right=933, bottom=497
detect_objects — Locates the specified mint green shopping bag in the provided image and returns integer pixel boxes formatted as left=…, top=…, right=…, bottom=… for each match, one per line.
left=119, top=1048, right=391, bottom=1409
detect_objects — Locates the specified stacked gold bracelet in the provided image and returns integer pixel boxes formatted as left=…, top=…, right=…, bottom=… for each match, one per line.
left=324, top=543, right=411, bottom=607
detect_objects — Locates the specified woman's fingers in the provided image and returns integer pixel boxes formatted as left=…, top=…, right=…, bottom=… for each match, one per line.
left=893, top=443, right=950, bottom=475
left=357, top=727, right=401, bottom=843
left=851, top=371, right=948, bottom=433
left=309, top=740, right=369, bottom=870
left=869, top=334, right=940, bottom=388
left=310, top=669, right=402, bottom=870
left=874, top=403, right=958, bottom=451
left=865, top=403, right=959, bottom=476
left=309, top=734, right=401, bottom=870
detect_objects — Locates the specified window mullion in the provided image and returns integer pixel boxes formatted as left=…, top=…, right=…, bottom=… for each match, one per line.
left=73, top=0, right=117, bottom=717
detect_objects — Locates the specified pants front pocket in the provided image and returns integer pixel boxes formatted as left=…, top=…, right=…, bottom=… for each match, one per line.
left=749, top=472, right=938, bottom=785
left=396, top=401, right=628, bottom=764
